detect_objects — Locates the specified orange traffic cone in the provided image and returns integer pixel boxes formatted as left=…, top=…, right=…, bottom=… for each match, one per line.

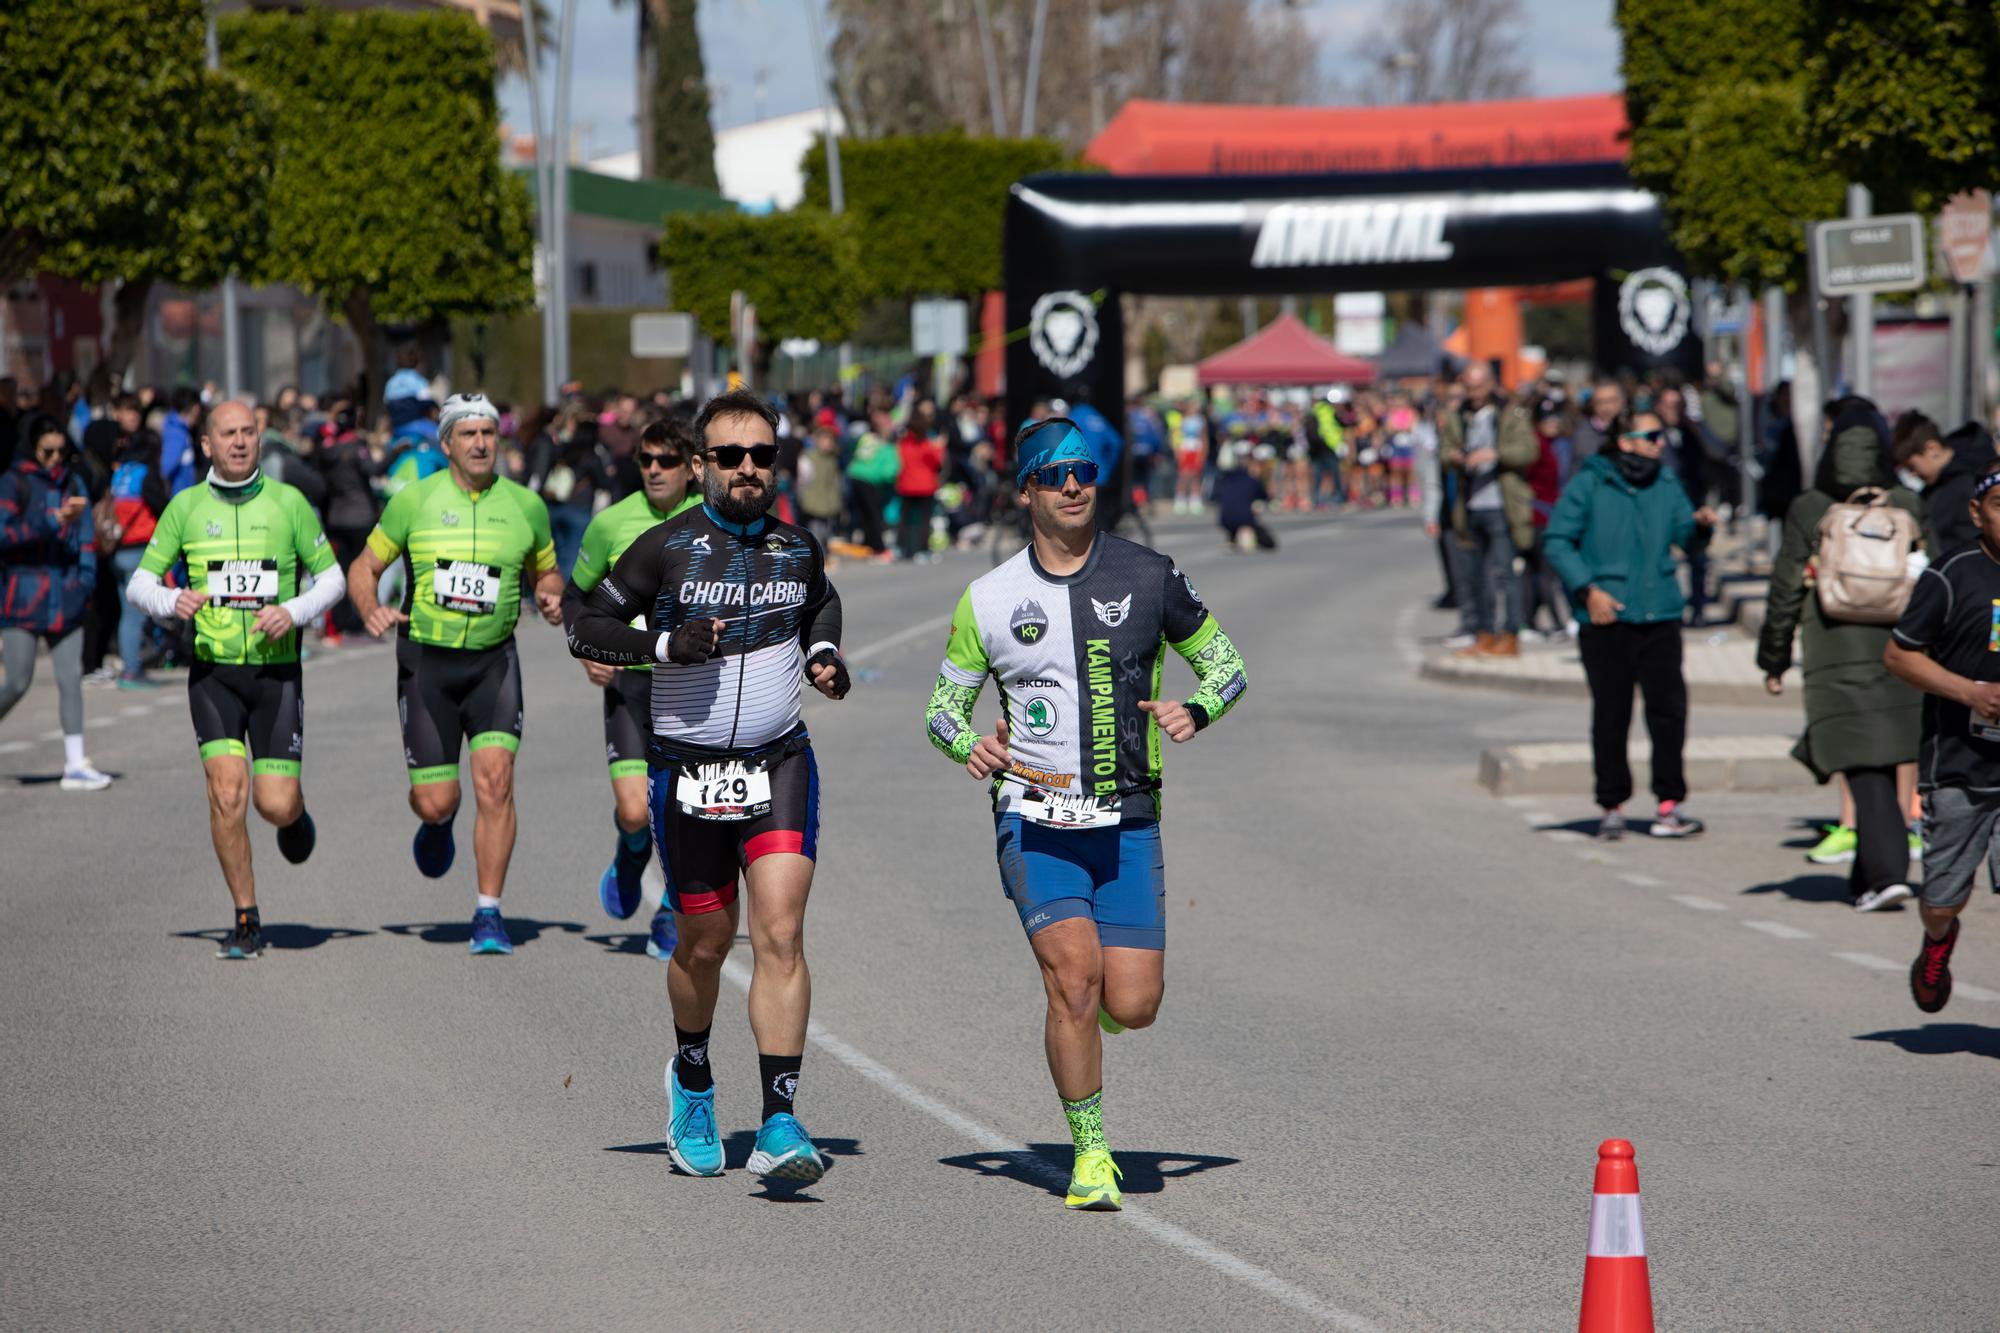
left=1579, top=1139, right=1654, bottom=1333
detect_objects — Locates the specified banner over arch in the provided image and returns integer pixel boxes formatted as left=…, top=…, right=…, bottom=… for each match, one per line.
left=1002, top=162, right=1702, bottom=432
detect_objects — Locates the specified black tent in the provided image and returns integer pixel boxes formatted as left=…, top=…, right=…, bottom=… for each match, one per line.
left=1375, top=324, right=1458, bottom=381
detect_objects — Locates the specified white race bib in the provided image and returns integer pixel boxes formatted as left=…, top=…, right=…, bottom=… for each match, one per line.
left=1020, top=786, right=1122, bottom=830
left=208, top=559, right=278, bottom=610
left=433, top=559, right=501, bottom=614
left=675, top=759, right=773, bottom=821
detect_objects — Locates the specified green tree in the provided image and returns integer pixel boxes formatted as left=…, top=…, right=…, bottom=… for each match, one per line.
left=1617, top=0, right=1844, bottom=287
left=799, top=133, right=1069, bottom=300
left=48, top=72, right=275, bottom=387
left=1802, top=0, right=2000, bottom=210
left=660, top=211, right=861, bottom=377
left=0, top=0, right=270, bottom=331
left=222, top=8, right=533, bottom=415
left=645, top=0, right=719, bottom=191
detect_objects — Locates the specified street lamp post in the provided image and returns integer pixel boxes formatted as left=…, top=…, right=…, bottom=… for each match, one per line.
left=520, top=0, right=559, bottom=406
left=206, top=8, right=244, bottom=402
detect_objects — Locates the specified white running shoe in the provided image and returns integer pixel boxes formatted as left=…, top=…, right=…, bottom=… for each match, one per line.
left=1853, top=884, right=1915, bottom=913
left=60, top=764, right=112, bottom=792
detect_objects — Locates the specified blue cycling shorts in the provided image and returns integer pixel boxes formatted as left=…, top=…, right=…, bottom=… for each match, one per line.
left=994, top=814, right=1165, bottom=951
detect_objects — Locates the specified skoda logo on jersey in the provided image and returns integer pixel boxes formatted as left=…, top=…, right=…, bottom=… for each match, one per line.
left=1092, top=593, right=1132, bottom=628
left=1010, top=598, right=1049, bottom=645
left=1618, top=267, right=1692, bottom=357
left=205, top=520, right=222, bottom=537
left=1029, top=291, right=1099, bottom=379
left=441, top=510, right=460, bottom=526
left=1022, top=696, right=1058, bottom=737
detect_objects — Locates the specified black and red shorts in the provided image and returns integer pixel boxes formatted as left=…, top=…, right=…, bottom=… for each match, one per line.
left=646, top=743, right=820, bottom=915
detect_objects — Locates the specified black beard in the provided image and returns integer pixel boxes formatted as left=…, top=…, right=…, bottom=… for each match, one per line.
left=706, top=471, right=774, bottom=524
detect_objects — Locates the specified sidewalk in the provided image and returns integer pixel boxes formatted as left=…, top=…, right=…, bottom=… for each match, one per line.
left=1420, top=625, right=1792, bottom=706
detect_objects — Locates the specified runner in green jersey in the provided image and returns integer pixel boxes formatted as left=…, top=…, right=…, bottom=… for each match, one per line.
left=563, top=416, right=699, bottom=947
left=123, top=402, right=346, bottom=959
left=345, top=393, right=563, bottom=955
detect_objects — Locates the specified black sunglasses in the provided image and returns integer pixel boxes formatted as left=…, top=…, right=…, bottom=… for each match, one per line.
left=636, top=451, right=686, bottom=471
left=1620, top=429, right=1665, bottom=444
left=706, top=444, right=778, bottom=469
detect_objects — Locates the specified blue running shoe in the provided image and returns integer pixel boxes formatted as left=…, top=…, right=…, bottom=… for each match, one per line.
left=663, top=1059, right=724, bottom=1176
left=468, top=906, right=513, bottom=955
left=747, top=1112, right=829, bottom=1183
left=413, top=820, right=455, bottom=879
left=598, top=827, right=648, bottom=920
left=645, top=907, right=678, bottom=961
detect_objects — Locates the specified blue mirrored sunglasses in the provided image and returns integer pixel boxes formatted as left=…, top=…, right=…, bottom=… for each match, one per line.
left=1025, top=459, right=1099, bottom=489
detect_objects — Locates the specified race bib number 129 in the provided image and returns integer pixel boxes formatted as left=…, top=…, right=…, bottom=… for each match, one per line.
left=675, top=760, right=773, bottom=822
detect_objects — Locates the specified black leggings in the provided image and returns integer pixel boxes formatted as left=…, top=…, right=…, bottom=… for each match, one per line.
left=1578, top=621, right=1687, bottom=810
left=1844, top=765, right=1908, bottom=898
left=897, top=493, right=934, bottom=560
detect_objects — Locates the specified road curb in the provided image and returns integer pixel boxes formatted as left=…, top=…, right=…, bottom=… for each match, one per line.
left=1422, top=654, right=1783, bottom=707
left=1479, top=735, right=1815, bottom=797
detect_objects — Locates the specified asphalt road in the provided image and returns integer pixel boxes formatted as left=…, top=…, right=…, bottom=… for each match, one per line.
left=2, top=508, right=1994, bottom=1331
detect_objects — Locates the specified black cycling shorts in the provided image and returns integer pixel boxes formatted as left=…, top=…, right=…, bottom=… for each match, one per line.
left=646, top=743, right=819, bottom=916
left=396, top=635, right=524, bottom=786
left=603, top=670, right=651, bottom=779
left=189, top=660, right=304, bottom=777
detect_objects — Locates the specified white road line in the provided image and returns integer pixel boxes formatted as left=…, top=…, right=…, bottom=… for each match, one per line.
left=1544, top=829, right=1586, bottom=844
left=0, top=740, right=28, bottom=754
left=1499, top=795, right=1536, bottom=808
left=717, top=957, right=1379, bottom=1331
left=1522, top=811, right=1556, bottom=826
left=1744, top=920, right=1814, bottom=940
left=844, top=615, right=950, bottom=664
left=1392, top=601, right=1424, bottom=669
left=119, top=705, right=151, bottom=718
left=1956, top=982, right=2000, bottom=1003
left=1832, top=952, right=1901, bottom=972
left=1619, top=873, right=1666, bottom=888
left=1670, top=894, right=1727, bottom=912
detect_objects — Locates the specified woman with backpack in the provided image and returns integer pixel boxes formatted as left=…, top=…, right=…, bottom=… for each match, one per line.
left=0, top=416, right=110, bottom=788
left=1757, top=397, right=1930, bottom=912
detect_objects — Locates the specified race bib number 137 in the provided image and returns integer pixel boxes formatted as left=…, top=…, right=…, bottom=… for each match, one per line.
left=208, top=559, right=278, bottom=610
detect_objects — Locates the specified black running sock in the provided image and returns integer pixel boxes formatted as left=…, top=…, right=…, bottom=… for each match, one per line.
left=760, top=1052, right=802, bottom=1121
left=674, top=1026, right=713, bottom=1092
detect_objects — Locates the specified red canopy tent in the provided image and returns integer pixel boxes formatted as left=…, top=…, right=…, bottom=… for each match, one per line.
left=1196, top=314, right=1375, bottom=387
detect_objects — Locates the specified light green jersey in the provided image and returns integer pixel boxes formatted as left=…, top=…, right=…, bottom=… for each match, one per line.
left=139, top=474, right=336, bottom=665
left=365, top=470, right=555, bottom=651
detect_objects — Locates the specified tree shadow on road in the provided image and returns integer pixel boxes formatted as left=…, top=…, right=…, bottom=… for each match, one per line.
left=604, top=1133, right=863, bottom=1203
left=173, top=923, right=374, bottom=951
left=1741, top=873, right=1855, bottom=905
left=1855, top=1024, right=2000, bottom=1060
left=381, top=918, right=586, bottom=949
left=940, top=1144, right=1239, bottom=1199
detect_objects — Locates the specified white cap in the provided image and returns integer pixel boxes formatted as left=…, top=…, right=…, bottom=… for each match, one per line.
left=439, top=392, right=499, bottom=444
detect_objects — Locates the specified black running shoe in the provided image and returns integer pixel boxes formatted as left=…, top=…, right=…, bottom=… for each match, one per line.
left=1911, top=919, right=1959, bottom=1014
left=219, top=907, right=263, bottom=960
left=276, top=810, right=317, bottom=865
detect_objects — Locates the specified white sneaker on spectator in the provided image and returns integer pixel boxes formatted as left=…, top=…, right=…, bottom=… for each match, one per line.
left=1443, top=633, right=1477, bottom=649
left=1853, top=884, right=1914, bottom=913
left=60, top=763, right=112, bottom=792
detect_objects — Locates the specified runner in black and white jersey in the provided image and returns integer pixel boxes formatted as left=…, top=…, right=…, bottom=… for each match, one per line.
left=567, top=389, right=849, bottom=1185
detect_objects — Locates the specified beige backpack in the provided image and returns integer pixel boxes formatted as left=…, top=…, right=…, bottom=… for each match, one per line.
left=1814, top=487, right=1921, bottom=624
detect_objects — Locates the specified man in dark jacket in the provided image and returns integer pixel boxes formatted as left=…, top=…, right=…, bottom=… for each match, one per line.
left=1891, top=412, right=1996, bottom=560
left=1439, top=364, right=1540, bottom=656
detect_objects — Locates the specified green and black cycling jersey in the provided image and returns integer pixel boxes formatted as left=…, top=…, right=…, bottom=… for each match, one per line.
left=139, top=475, right=336, bottom=666
left=926, top=533, right=1247, bottom=821
left=366, top=470, right=556, bottom=651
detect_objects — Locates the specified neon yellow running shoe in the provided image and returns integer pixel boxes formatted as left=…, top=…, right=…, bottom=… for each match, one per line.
left=1805, top=824, right=1856, bottom=865
left=1065, top=1148, right=1123, bottom=1211
left=1097, top=1006, right=1125, bottom=1035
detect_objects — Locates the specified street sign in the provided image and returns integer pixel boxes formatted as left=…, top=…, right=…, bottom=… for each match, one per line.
left=911, top=298, right=970, bottom=357
left=1938, top=189, right=1994, bottom=285
left=630, top=312, right=694, bottom=359
left=1812, top=214, right=1927, bottom=295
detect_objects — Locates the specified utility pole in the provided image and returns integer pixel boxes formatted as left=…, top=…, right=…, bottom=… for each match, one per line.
left=1020, top=0, right=1051, bottom=138
left=804, top=0, right=850, bottom=381
left=521, top=0, right=558, bottom=405
left=1086, top=0, right=1104, bottom=136
left=551, top=0, right=580, bottom=392
left=969, top=0, right=1006, bottom=137
left=1847, top=183, right=1873, bottom=397
left=206, top=8, right=244, bottom=402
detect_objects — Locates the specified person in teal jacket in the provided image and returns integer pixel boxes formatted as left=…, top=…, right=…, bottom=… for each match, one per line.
left=1544, top=409, right=1717, bottom=840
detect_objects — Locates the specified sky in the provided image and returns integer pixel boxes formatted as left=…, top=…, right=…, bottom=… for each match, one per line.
left=497, top=0, right=1624, bottom=165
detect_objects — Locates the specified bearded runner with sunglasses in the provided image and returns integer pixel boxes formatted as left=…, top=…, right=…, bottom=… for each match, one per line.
left=924, top=417, right=1249, bottom=1211
left=346, top=393, right=564, bottom=955
left=563, top=415, right=701, bottom=955
left=567, top=389, right=850, bottom=1184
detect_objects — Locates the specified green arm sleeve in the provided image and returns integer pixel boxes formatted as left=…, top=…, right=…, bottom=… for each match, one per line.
left=137, top=491, right=187, bottom=576
left=289, top=488, right=337, bottom=576
left=1169, top=616, right=1248, bottom=731
left=571, top=511, right=614, bottom=593
left=927, top=588, right=989, bottom=764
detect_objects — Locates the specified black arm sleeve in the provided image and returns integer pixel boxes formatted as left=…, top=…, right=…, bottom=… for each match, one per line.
left=567, top=526, right=669, bottom=666
left=797, top=536, right=843, bottom=651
